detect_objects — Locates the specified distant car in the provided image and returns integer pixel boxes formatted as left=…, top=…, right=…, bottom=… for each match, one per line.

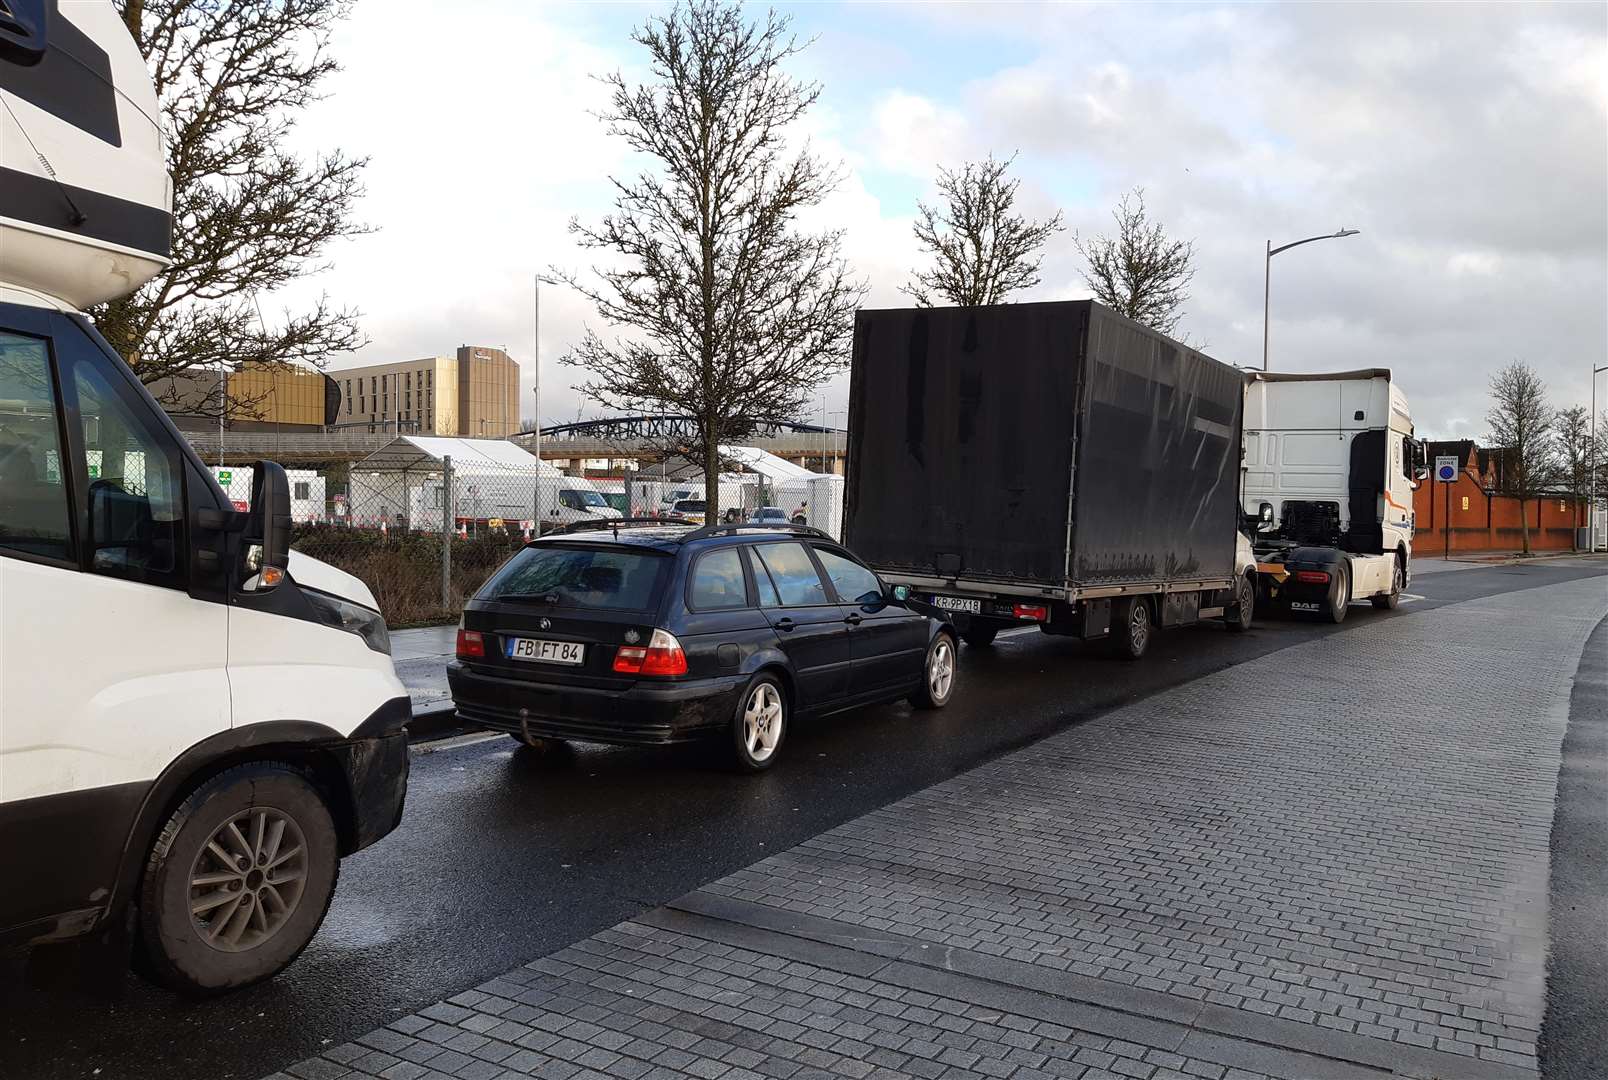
left=749, top=507, right=788, bottom=524
left=669, top=499, right=706, bottom=525
left=448, top=524, right=960, bottom=770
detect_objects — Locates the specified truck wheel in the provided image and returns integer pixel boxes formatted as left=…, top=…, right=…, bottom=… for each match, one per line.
left=137, top=762, right=339, bottom=996
left=909, top=632, right=957, bottom=710
left=1110, top=598, right=1153, bottom=660
left=1325, top=564, right=1351, bottom=623
left=961, top=623, right=998, bottom=648
left=1227, top=573, right=1255, bottom=633
left=729, top=674, right=786, bottom=772
left=1371, top=558, right=1403, bottom=610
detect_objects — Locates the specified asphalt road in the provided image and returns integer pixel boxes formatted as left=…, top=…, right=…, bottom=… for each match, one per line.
left=3, top=557, right=1605, bottom=1080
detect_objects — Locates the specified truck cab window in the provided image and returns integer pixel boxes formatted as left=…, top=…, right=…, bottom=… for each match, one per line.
left=0, top=332, right=72, bottom=561
left=70, top=346, right=185, bottom=587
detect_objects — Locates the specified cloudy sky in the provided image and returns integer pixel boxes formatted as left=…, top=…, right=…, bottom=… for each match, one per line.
left=275, top=0, right=1607, bottom=439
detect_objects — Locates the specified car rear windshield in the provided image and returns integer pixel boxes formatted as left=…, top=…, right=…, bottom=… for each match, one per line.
left=478, top=544, right=670, bottom=611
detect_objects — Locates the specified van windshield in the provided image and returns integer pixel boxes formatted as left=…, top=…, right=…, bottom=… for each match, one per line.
left=478, top=544, right=669, bottom=611
left=559, top=489, right=608, bottom=510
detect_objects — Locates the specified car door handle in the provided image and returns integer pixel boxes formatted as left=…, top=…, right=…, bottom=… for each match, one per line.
left=843, top=613, right=862, bottom=625
left=774, top=618, right=795, bottom=632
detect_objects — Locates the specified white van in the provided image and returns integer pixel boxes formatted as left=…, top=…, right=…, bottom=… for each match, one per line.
left=1, top=2, right=410, bottom=993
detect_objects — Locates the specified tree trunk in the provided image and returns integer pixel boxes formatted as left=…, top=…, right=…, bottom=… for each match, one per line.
left=1518, top=497, right=1531, bottom=555
left=704, top=437, right=720, bottom=523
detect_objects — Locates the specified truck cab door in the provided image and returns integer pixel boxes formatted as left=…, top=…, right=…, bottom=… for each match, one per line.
left=0, top=309, right=230, bottom=937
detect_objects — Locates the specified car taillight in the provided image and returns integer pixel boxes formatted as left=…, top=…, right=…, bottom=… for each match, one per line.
left=613, top=629, right=687, bottom=676
left=456, top=629, right=485, bottom=658
left=1013, top=604, right=1049, bottom=622
left=1295, top=570, right=1331, bottom=585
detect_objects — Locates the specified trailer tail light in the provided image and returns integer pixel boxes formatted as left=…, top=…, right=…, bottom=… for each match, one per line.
left=456, top=629, right=486, bottom=658
left=613, top=629, right=687, bottom=676
left=1013, top=604, right=1049, bottom=622
left=1295, top=570, right=1331, bottom=585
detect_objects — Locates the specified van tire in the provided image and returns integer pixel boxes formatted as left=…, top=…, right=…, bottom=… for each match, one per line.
left=1227, top=573, right=1255, bottom=632
left=137, top=762, right=339, bottom=996
left=1109, top=597, right=1153, bottom=660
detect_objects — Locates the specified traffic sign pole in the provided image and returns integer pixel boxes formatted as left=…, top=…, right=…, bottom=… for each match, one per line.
left=1435, top=456, right=1459, bottom=560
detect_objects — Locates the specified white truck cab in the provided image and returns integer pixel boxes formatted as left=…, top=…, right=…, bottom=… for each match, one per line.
left=1242, top=369, right=1427, bottom=620
left=1, top=2, right=409, bottom=993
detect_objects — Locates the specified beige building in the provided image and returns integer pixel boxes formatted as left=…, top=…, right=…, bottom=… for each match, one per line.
left=331, top=346, right=520, bottom=437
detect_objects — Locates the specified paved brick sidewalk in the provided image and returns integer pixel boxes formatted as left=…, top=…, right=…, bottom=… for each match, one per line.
left=271, top=577, right=1605, bottom=1080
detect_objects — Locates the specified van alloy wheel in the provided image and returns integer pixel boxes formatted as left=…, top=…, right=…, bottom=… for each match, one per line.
left=188, top=809, right=309, bottom=952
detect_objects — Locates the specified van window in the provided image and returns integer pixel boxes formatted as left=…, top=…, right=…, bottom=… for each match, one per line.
left=690, top=548, right=747, bottom=610
left=752, top=542, right=829, bottom=607
left=559, top=488, right=608, bottom=511
left=70, top=345, right=185, bottom=587
left=0, top=332, right=72, bottom=561
left=479, top=544, right=668, bottom=611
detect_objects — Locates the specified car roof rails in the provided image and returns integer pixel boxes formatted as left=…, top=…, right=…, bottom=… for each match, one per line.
left=681, top=521, right=835, bottom=544
left=547, top=517, right=691, bottom=537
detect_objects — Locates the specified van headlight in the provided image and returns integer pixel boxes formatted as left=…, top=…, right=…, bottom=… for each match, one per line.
left=305, top=588, right=391, bottom=655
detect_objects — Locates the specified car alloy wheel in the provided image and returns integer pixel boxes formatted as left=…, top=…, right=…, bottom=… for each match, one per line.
left=187, top=807, right=309, bottom=952
left=742, top=681, right=784, bottom=764
left=927, top=636, right=954, bottom=703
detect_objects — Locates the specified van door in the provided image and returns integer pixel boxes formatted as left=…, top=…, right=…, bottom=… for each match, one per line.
left=0, top=310, right=230, bottom=935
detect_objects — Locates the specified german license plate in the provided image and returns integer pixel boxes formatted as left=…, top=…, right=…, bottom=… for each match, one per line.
left=1289, top=602, right=1321, bottom=612
left=931, top=594, right=982, bottom=614
left=506, top=638, right=585, bottom=665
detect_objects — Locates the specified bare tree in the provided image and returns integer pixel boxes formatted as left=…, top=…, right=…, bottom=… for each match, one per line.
left=97, top=0, right=369, bottom=414
left=559, top=1, right=863, bottom=518
left=1073, top=187, right=1196, bottom=336
left=1555, top=404, right=1592, bottom=550
left=1485, top=361, right=1558, bottom=555
left=902, top=154, right=1064, bottom=307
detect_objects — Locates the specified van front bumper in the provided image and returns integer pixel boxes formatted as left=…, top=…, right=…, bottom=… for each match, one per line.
left=336, top=696, right=412, bottom=852
left=447, top=662, right=744, bottom=746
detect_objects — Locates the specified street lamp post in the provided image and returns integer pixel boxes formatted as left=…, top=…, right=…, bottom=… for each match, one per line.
left=1592, top=363, right=1608, bottom=552
left=1263, top=228, right=1360, bottom=371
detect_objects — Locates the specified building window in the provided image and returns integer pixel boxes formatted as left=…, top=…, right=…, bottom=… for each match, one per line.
left=359, top=396, right=365, bottom=413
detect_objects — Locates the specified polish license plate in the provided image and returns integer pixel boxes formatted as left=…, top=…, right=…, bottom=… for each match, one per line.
left=1289, top=602, right=1321, bottom=612
left=931, top=594, right=982, bottom=614
left=506, top=638, right=585, bottom=665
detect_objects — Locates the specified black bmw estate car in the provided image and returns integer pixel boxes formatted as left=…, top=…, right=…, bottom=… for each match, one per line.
left=447, top=523, right=959, bottom=770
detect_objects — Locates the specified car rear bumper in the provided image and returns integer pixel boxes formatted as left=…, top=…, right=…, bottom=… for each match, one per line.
left=447, top=662, right=745, bottom=746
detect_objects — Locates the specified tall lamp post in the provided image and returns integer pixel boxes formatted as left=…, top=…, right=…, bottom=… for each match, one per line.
left=1263, top=228, right=1360, bottom=371
left=1592, top=363, right=1607, bottom=552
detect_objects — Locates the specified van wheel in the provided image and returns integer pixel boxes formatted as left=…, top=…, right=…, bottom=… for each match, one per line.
left=730, top=675, right=786, bottom=772
left=1227, top=573, right=1255, bottom=632
left=910, top=632, right=957, bottom=710
left=1326, top=564, right=1351, bottom=623
left=1371, top=558, right=1403, bottom=610
left=961, top=623, right=998, bottom=648
left=1110, top=598, right=1153, bottom=660
left=137, top=763, right=339, bottom=996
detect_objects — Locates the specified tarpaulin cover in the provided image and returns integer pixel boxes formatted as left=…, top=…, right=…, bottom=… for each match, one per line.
left=844, top=301, right=1243, bottom=588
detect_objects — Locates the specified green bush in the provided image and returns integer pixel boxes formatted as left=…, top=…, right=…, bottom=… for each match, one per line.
left=290, top=524, right=525, bottom=627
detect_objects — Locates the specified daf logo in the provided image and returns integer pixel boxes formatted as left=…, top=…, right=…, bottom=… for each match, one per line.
left=623, top=629, right=641, bottom=644
left=539, top=618, right=552, bottom=630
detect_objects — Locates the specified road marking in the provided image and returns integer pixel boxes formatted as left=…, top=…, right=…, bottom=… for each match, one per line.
left=1401, top=593, right=1425, bottom=604
left=412, top=731, right=503, bottom=754
left=1000, top=626, right=1037, bottom=637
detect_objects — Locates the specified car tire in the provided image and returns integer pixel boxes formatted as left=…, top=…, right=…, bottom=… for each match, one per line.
left=1371, top=558, right=1403, bottom=610
left=729, top=674, right=787, bottom=772
left=1227, top=573, right=1255, bottom=632
left=1326, top=564, right=1351, bottom=623
left=909, top=632, right=958, bottom=710
left=1109, top=597, right=1153, bottom=660
left=961, top=623, right=998, bottom=648
left=137, top=762, right=339, bottom=996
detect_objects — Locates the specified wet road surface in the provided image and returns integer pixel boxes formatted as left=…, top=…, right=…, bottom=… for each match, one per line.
left=3, top=558, right=1604, bottom=1080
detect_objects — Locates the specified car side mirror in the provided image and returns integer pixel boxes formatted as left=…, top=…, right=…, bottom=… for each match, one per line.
left=891, top=584, right=912, bottom=601
left=244, top=460, right=292, bottom=590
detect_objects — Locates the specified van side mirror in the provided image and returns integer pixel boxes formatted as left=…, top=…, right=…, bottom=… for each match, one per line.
left=245, top=460, right=292, bottom=590
left=1413, top=465, right=1430, bottom=481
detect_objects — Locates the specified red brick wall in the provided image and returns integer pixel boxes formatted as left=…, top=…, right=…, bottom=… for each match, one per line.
left=1413, top=469, right=1587, bottom=553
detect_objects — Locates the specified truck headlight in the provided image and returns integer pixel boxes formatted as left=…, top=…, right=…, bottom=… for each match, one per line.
left=305, top=588, right=392, bottom=655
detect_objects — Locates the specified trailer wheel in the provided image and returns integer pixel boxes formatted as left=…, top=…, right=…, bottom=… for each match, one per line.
left=1227, top=573, right=1255, bottom=633
left=961, top=623, right=998, bottom=648
left=1110, top=598, right=1152, bottom=660
left=1371, top=557, right=1403, bottom=610
left=1325, top=564, right=1350, bottom=623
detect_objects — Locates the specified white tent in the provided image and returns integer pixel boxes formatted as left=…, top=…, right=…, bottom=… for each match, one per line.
left=718, top=444, right=820, bottom=482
